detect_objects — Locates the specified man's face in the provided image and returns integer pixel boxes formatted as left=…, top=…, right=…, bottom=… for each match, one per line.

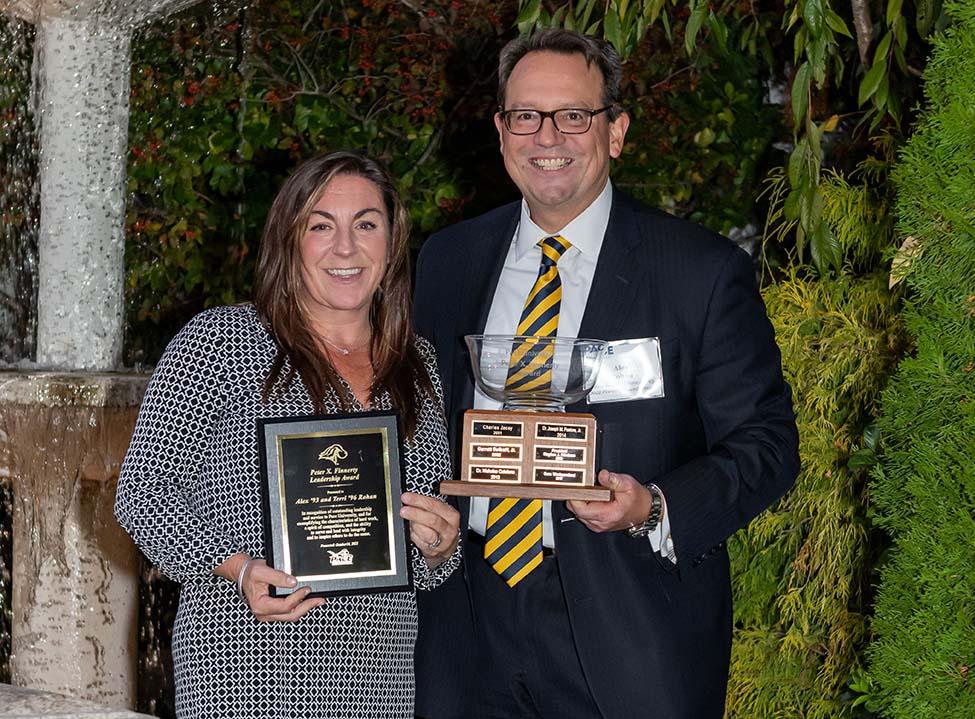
left=495, top=50, right=629, bottom=232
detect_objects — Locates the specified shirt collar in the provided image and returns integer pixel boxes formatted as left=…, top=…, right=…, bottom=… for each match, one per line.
left=513, top=180, right=613, bottom=261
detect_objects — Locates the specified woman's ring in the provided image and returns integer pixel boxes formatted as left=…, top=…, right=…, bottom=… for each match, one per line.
left=427, top=533, right=443, bottom=550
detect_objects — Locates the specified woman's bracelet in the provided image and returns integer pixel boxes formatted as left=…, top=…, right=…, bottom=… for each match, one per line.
left=235, top=557, right=257, bottom=605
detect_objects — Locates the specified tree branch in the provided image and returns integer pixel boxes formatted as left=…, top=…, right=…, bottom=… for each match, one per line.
left=850, top=0, right=873, bottom=66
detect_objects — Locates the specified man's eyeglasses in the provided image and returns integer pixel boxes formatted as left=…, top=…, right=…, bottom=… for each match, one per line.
left=498, top=106, right=615, bottom=135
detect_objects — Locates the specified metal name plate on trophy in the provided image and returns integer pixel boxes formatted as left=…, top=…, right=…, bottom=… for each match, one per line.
left=440, top=335, right=612, bottom=502
left=258, top=411, right=412, bottom=597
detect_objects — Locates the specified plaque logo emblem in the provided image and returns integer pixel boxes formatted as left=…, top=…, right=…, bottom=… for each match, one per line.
left=327, top=548, right=354, bottom=566
left=318, top=443, right=348, bottom=465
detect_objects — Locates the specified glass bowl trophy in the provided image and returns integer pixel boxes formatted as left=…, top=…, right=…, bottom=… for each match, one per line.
left=440, top=335, right=612, bottom=502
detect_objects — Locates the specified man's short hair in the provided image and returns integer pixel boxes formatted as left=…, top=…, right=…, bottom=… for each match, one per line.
left=497, top=28, right=623, bottom=121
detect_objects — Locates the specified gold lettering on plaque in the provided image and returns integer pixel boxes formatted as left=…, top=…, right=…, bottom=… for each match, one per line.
left=535, top=446, right=586, bottom=463
left=299, top=503, right=382, bottom=548
left=471, top=443, right=522, bottom=461
left=534, top=467, right=586, bottom=485
left=470, top=466, right=521, bottom=483
left=535, top=423, right=587, bottom=441
left=472, top=421, right=523, bottom=438
left=308, top=465, right=361, bottom=484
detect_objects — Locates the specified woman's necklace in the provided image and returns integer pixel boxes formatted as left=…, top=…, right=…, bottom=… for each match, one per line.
left=319, top=334, right=370, bottom=356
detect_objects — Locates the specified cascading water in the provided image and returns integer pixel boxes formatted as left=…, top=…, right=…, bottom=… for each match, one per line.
left=0, top=14, right=38, bottom=367
left=0, top=482, right=10, bottom=687
left=1, top=377, right=145, bottom=703
left=0, top=11, right=38, bottom=689
left=0, top=0, right=211, bottom=713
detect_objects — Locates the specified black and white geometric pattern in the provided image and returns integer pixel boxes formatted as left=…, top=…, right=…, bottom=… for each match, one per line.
left=115, top=304, right=459, bottom=718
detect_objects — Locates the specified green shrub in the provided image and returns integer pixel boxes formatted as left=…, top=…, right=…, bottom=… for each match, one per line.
left=728, top=268, right=902, bottom=718
left=866, top=1, right=975, bottom=715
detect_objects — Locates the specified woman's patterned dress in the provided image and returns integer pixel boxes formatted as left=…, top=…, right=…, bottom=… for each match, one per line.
left=116, top=304, right=459, bottom=718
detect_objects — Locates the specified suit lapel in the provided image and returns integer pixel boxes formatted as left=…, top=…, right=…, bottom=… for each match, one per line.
left=448, top=204, right=519, bottom=422
left=578, top=191, right=648, bottom=342
left=447, top=204, right=518, bottom=531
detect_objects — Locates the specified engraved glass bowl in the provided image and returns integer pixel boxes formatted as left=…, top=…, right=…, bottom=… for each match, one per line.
left=464, top=335, right=608, bottom=412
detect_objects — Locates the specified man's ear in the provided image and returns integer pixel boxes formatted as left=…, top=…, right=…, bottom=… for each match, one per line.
left=608, top=111, right=630, bottom=159
left=494, top=112, right=506, bottom=154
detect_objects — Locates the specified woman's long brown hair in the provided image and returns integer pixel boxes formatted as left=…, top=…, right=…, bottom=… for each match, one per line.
left=253, top=150, right=435, bottom=438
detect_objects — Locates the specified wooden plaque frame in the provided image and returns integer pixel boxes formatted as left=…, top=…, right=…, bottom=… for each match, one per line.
left=441, top=409, right=611, bottom=502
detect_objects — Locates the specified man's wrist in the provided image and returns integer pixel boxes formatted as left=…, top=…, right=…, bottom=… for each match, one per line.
left=626, top=484, right=662, bottom=538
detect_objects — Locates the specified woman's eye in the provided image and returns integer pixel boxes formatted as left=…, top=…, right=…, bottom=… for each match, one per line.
left=356, top=221, right=377, bottom=231
left=309, top=222, right=332, bottom=232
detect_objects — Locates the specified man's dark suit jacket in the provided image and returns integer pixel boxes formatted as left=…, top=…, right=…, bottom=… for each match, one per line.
left=413, top=189, right=799, bottom=718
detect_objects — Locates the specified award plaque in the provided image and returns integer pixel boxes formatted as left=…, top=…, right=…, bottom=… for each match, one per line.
left=440, top=335, right=612, bottom=502
left=258, top=410, right=411, bottom=597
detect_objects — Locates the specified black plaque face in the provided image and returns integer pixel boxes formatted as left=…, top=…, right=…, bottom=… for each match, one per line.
left=536, top=422, right=588, bottom=441
left=258, top=411, right=411, bottom=597
left=472, top=420, right=523, bottom=437
left=535, top=446, right=586, bottom=463
left=534, top=467, right=586, bottom=485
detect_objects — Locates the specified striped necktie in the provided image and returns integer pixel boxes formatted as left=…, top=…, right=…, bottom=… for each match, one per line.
left=484, top=234, right=571, bottom=587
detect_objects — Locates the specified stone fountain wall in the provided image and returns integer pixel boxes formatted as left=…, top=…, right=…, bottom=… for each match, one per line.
left=0, top=683, right=153, bottom=717
left=0, top=372, right=147, bottom=706
left=0, top=0, right=207, bottom=710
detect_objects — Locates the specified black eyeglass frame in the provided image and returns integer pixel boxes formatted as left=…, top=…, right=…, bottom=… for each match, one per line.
left=497, top=105, right=616, bottom=135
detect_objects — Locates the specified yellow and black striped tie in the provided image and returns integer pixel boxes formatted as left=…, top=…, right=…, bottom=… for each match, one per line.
left=484, top=234, right=571, bottom=587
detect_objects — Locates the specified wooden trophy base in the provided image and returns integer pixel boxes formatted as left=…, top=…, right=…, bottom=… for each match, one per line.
left=440, top=480, right=610, bottom=502
left=442, top=409, right=611, bottom=502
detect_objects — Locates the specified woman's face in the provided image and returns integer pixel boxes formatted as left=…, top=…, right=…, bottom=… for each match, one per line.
left=297, top=174, right=390, bottom=328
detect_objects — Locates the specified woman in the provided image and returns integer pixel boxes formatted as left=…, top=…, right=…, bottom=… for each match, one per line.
left=115, top=150, right=461, bottom=718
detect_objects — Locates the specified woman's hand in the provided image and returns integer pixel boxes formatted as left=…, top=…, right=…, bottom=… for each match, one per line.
left=216, top=554, right=324, bottom=621
left=401, top=493, right=460, bottom=569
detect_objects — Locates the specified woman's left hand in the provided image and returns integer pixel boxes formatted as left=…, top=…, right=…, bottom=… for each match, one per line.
left=401, top=492, right=460, bottom=568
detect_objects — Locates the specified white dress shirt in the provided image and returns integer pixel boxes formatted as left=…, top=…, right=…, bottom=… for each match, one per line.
left=468, top=181, right=676, bottom=562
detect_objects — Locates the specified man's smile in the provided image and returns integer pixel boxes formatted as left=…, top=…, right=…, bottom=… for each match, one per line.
left=530, top=157, right=573, bottom=171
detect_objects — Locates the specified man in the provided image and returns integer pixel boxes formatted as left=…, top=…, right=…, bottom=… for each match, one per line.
left=413, top=28, right=799, bottom=719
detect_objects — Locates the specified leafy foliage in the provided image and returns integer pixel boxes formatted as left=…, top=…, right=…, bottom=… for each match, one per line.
left=762, top=143, right=898, bottom=276
left=728, top=209, right=903, bottom=717
left=125, top=0, right=512, bottom=363
left=781, top=0, right=936, bottom=276
left=614, top=17, right=782, bottom=234
left=126, top=0, right=787, bottom=362
left=865, top=1, right=975, bottom=714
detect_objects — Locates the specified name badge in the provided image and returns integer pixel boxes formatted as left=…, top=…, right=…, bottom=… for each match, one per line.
left=588, top=338, right=664, bottom=404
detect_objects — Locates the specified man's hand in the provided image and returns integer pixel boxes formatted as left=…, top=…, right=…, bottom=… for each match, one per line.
left=566, top=470, right=652, bottom=533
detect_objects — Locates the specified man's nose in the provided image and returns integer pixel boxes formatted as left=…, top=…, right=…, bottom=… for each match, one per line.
left=534, top=115, right=564, bottom=146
